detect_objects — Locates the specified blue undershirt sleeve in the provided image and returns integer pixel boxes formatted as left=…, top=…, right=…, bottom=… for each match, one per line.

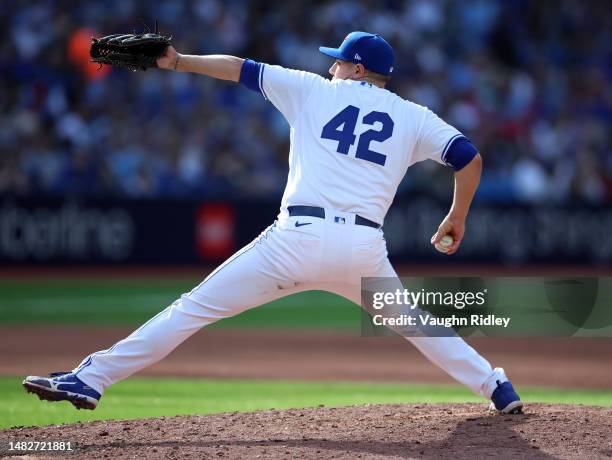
left=443, top=137, right=478, bottom=171
left=239, top=59, right=263, bottom=94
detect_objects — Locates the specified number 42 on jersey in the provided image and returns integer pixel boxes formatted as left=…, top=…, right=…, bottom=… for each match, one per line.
left=321, top=105, right=394, bottom=166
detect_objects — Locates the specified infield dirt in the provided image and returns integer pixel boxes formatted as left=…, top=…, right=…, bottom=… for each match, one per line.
left=2, top=327, right=612, bottom=388
left=2, top=403, right=611, bottom=459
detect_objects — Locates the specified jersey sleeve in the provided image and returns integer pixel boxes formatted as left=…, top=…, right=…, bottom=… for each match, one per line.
left=411, top=108, right=474, bottom=169
left=239, top=59, right=322, bottom=124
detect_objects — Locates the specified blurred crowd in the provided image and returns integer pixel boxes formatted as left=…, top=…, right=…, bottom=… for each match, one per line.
left=1, top=0, right=611, bottom=204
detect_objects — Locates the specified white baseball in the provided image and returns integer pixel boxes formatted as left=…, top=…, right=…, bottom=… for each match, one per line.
left=435, top=235, right=454, bottom=253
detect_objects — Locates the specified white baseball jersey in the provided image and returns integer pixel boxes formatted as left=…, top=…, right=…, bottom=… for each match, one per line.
left=257, top=65, right=463, bottom=225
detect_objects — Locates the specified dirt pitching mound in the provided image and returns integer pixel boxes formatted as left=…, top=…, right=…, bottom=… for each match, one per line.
left=2, top=404, right=611, bottom=459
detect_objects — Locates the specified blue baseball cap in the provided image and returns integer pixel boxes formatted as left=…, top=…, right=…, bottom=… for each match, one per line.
left=319, top=31, right=395, bottom=76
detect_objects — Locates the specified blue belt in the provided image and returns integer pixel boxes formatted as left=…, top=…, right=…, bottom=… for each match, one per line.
left=287, top=206, right=381, bottom=229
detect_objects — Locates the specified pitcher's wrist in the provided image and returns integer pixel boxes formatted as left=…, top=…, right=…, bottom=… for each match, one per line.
left=447, top=209, right=467, bottom=223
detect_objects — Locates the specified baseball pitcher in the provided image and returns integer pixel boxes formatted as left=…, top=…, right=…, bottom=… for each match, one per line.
left=24, top=32, right=522, bottom=415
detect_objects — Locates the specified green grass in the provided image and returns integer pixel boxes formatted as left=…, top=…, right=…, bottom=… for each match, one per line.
left=2, top=376, right=611, bottom=429
left=0, top=279, right=357, bottom=329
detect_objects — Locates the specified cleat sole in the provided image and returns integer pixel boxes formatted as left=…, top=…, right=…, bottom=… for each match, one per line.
left=502, top=400, right=524, bottom=414
left=488, top=400, right=524, bottom=414
left=23, top=381, right=97, bottom=410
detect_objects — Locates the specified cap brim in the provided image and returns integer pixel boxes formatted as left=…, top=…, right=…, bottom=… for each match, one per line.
left=318, top=46, right=346, bottom=60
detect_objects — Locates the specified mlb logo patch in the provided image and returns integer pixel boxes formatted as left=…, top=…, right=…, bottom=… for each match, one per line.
left=334, top=216, right=346, bottom=224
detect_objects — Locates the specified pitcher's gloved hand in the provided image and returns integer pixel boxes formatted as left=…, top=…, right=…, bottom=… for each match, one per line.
left=90, top=25, right=171, bottom=72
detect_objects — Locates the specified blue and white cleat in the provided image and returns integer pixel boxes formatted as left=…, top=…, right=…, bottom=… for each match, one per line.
left=490, top=380, right=523, bottom=414
left=23, top=372, right=101, bottom=410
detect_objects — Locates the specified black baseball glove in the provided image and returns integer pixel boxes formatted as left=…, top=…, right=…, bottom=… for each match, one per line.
left=90, top=26, right=171, bottom=72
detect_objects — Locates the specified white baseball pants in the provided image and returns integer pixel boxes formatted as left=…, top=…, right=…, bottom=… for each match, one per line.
left=73, top=209, right=506, bottom=398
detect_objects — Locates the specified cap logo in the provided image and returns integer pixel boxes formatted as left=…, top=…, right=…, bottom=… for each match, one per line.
left=354, top=53, right=361, bottom=60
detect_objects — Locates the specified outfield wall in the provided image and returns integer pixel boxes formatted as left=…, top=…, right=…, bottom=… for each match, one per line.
left=1, top=196, right=611, bottom=266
